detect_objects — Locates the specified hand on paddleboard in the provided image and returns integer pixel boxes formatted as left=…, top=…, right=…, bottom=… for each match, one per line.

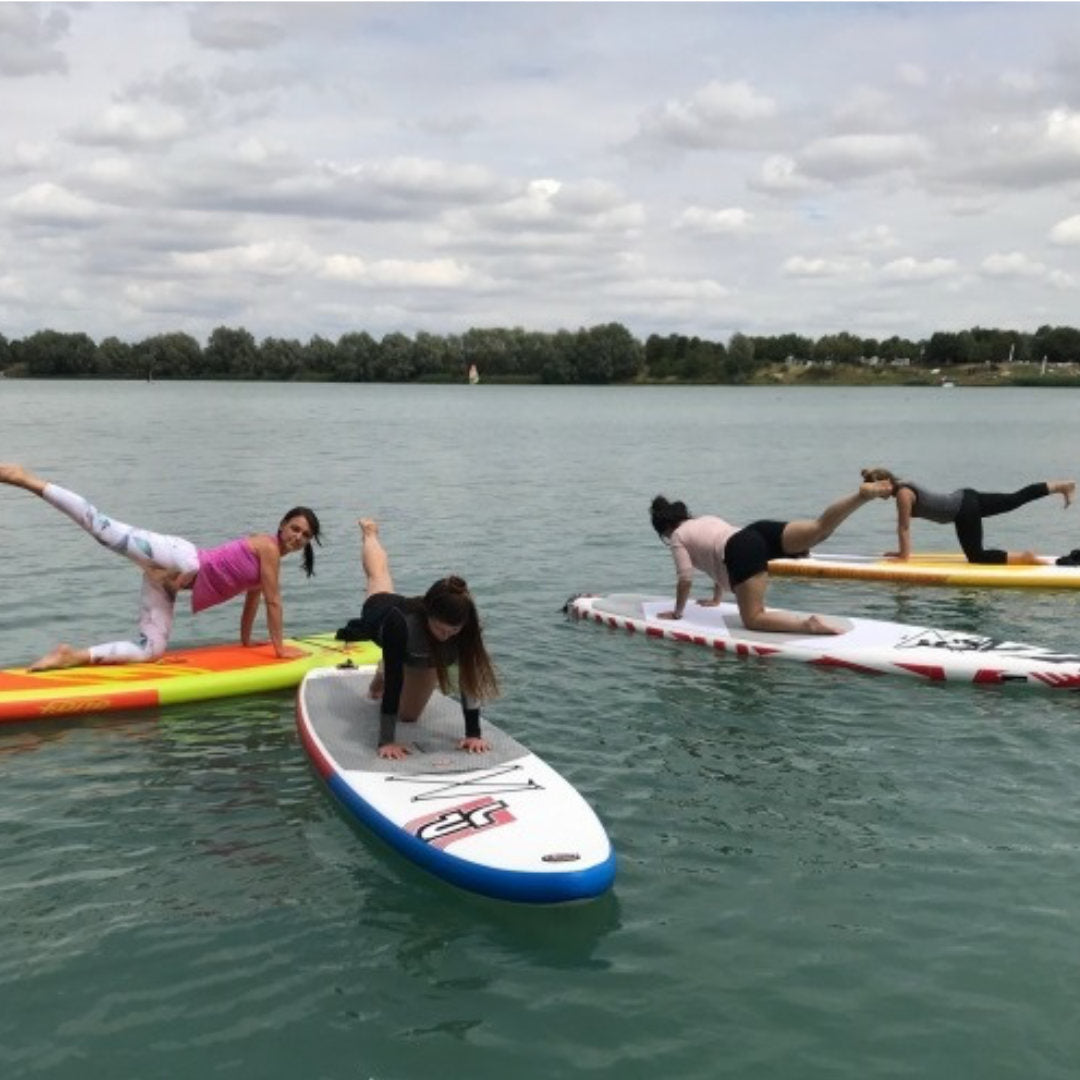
left=378, top=743, right=410, bottom=760
left=459, top=736, right=491, bottom=754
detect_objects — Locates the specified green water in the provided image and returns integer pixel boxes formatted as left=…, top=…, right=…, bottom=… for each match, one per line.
left=1, top=381, right=1079, bottom=1079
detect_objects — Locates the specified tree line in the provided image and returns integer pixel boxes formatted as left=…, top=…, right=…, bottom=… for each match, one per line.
left=1, top=323, right=1079, bottom=384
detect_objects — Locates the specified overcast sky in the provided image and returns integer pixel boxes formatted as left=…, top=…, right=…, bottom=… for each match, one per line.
left=2, top=1, right=1080, bottom=347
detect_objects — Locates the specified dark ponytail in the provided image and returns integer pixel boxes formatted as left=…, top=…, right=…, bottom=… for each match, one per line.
left=650, top=495, right=690, bottom=539
left=280, top=506, right=322, bottom=578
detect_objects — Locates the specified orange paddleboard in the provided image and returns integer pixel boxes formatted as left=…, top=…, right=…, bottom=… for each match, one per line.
left=0, top=634, right=380, bottom=723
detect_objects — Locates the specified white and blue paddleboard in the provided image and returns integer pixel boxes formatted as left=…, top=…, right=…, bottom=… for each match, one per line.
left=567, top=593, right=1080, bottom=690
left=296, top=665, right=615, bottom=903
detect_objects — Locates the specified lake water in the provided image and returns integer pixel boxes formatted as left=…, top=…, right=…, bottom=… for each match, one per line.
left=2, top=381, right=1079, bottom=1079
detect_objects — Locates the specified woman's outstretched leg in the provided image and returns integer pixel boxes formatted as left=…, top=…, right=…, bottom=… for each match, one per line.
left=780, top=480, right=892, bottom=554
left=976, top=481, right=1075, bottom=518
left=359, top=519, right=393, bottom=697
left=2, top=463, right=199, bottom=574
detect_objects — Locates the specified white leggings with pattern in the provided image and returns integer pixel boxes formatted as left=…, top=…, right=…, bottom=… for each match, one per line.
left=44, top=483, right=201, bottom=663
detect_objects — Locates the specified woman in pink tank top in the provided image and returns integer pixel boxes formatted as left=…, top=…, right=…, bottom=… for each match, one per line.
left=0, top=463, right=321, bottom=670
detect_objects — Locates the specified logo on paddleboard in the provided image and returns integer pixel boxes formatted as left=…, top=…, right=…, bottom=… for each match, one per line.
left=407, top=796, right=516, bottom=849
left=541, top=852, right=581, bottom=863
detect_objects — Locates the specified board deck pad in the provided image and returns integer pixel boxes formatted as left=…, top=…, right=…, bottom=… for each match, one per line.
left=297, top=665, right=616, bottom=903
left=0, top=634, right=381, bottom=723
left=568, top=593, right=1080, bottom=689
left=768, top=551, right=1080, bottom=589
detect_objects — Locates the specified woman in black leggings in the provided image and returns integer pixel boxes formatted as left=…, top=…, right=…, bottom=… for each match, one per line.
left=861, top=467, right=1075, bottom=564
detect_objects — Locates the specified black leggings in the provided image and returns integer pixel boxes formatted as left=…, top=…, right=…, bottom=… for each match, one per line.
left=954, top=484, right=1049, bottom=563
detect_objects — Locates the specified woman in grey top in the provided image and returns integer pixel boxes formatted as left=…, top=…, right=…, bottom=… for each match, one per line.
left=861, top=467, right=1075, bottom=564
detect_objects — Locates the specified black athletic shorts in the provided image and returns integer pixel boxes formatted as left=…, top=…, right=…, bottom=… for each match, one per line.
left=335, top=592, right=403, bottom=643
left=724, top=519, right=788, bottom=588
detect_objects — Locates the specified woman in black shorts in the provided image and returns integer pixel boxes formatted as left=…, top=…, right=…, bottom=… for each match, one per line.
left=336, top=519, right=499, bottom=760
left=650, top=480, right=892, bottom=635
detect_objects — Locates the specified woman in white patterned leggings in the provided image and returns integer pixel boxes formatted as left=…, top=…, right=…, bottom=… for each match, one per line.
left=0, top=463, right=321, bottom=671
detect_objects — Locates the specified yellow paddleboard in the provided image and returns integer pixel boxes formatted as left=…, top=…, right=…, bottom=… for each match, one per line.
left=769, top=552, right=1080, bottom=589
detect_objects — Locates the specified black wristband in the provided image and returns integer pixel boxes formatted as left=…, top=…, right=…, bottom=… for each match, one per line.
left=378, top=713, right=397, bottom=747
left=464, top=707, right=481, bottom=740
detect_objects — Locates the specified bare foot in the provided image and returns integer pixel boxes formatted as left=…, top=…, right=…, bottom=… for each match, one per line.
left=859, top=480, right=893, bottom=501
left=1008, top=550, right=1041, bottom=565
left=805, top=614, right=842, bottom=635
left=358, top=518, right=379, bottom=538
left=1051, top=480, right=1075, bottom=508
left=0, top=463, right=47, bottom=495
left=28, top=644, right=91, bottom=671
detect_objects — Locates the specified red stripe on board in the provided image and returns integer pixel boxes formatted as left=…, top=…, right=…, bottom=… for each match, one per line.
left=296, top=703, right=335, bottom=780
left=811, top=656, right=885, bottom=675
left=895, top=663, right=947, bottom=681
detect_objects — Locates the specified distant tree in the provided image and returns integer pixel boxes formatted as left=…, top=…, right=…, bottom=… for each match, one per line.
left=725, top=332, right=756, bottom=383
left=20, top=330, right=97, bottom=377
left=259, top=336, right=305, bottom=380
left=812, top=331, right=863, bottom=365
left=1032, top=325, right=1080, bottom=366
left=332, top=331, right=378, bottom=380
left=375, top=332, right=415, bottom=381
left=305, top=334, right=340, bottom=379
left=878, top=335, right=920, bottom=364
left=0, top=333, right=10, bottom=371
left=205, top=326, right=258, bottom=379
left=923, top=331, right=972, bottom=368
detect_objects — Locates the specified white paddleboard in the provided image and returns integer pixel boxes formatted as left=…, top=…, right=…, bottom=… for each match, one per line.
left=296, top=665, right=616, bottom=903
left=567, top=593, right=1080, bottom=689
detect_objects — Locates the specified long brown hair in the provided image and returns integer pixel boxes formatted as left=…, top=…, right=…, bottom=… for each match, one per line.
left=416, top=576, right=500, bottom=702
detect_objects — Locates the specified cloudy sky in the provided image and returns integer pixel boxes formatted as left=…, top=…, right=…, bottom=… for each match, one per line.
left=2, top=2, right=1080, bottom=347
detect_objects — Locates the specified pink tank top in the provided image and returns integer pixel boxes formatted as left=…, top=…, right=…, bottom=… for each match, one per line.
left=191, top=537, right=263, bottom=613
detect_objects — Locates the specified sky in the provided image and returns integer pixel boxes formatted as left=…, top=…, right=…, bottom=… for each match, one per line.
left=2, top=1, right=1080, bottom=348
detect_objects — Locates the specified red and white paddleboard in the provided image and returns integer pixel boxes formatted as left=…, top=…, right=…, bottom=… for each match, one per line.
left=566, top=593, right=1080, bottom=689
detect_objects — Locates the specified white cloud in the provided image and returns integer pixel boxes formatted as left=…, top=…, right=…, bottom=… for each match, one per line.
left=675, top=206, right=752, bottom=234
left=1049, top=214, right=1080, bottom=245
left=980, top=252, right=1046, bottom=278
left=7, top=182, right=104, bottom=227
left=799, top=134, right=931, bottom=181
left=751, top=154, right=815, bottom=195
left=879, top=257, right=958, bottom=282
left=322, top=256, right=480, bottom=289
left=782, top=256, right=868, bottom=279
left=849, top=224, right=899, bottom=251
left=636, top=79, right=777, bottom=148
left=70, top=103, right=190, bottom=149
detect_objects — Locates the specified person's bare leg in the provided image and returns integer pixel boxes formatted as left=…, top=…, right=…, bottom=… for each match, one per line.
left=734, top=573, right=841, bottom=635
left=781, top=481, right=892, bottom=553
left=399, top=667, right=438, bottom=723
left=359, top=519, right=393, bottom=697
left=0, top=463, right=48, bottom=497
left=359, top=519, right=394, bottom=597
left=28, top=644, right=93, bottom=671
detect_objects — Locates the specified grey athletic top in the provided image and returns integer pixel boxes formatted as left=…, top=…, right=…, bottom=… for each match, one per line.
left=898, top=481, right=964, bottom=524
